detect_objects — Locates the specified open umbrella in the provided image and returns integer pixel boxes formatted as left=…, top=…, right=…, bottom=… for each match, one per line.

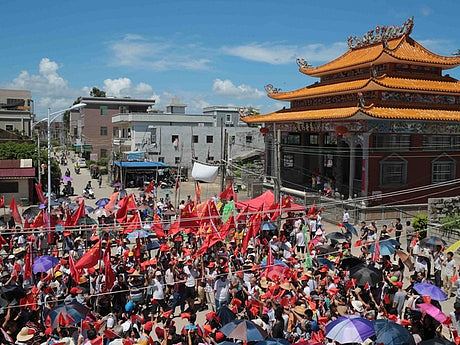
left=342, top=223, right=358, bottom=236
left=256, top=338, right=290, bottom=345
left=77, top=216, right=98, bottom=226
left=418, top=303, right=448, bottom=323
left=96, top=198, right=110, bottom=207
left=217, top=306, right=236, bottom=326
left=32, top=255, right=59, bottom=274
left=340, top=256, right=364, bottom=270
left=94, top=208, right=109, bottom=218
left=326, top=232, right=349, bottom=242
left=350, top=265, right=382, bottom=286
left=127, top=229, right=151, bottom=240
left=220, top=320, right=267, bottom=342
left=317, top=257, right=334, bottom=269
left=420, top=236, right=446, bottom=249
left=63, top=176, right=73, bottom=183
left=48, top=301, right=90, bottom=329
left=261, top=221, right=277, bottom=231
left=369, top=240, right=396, bottom=256
left=1, top=285, right=26, bottom=302
left=395, top=250, right=415, bottom=271
left=373, top=319, right=415, bottom=345
left=315, top=244, right=336, bottom=255
left=22, top=206, right=40, bottom=220
left=325, top=316, right=375, bottom=344
left=413, top=283, right=448, bottom=301
left=420, top=338, right=455, bottom=345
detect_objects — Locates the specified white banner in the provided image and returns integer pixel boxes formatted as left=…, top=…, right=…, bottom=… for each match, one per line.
left=191, top=162, right=219, bottom=183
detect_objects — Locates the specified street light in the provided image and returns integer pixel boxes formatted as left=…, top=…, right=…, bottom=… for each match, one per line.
left=40, top=103, right=86, bottom=229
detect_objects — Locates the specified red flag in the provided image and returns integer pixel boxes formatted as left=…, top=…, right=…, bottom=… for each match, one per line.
left=9, top=196, right=22, bottom=225
left=168, top=220, right=181, bottom=237
left=267, top=202, right=281, bottom=222
left=105, top=192, right=119, bottom=212
left=242, top=213, right=262, bottom=254
left=236, top=205, right=249, bottom=223
left=152, top=214, right=165, bottom=238
left=145, top=181, right=155, bottom=194
left=116, top=195, right=135, bottom=223
left=267, top=243, right=274, bottom=268
left=31, top=210, right=46, bottom=228
left=70, top=200, right=86, bottom=226
left=75, top=240, right=101, bottom=269
left=123, top=212, right=141, bottom=234
left=219, top=184, right=237, bottom=202
left=195, top=182, right=201, bottom=204
left=24, top=244, right=32, bottom=280
left=372, top=240, right=380, bottom=262
left=69, top=254, right=80, bottom=284
left=220, top=215, right=235, bottom=239
left=307, top=204, right=318, bottom=218
left=281, top=195, right=292, bottom=210
left=90, top=336, right=103, bottom=345
left=35, top=183, right=46, bottom=204
left=0, top=196, right=4, bottom=208
left=104, top=245, right=115, bottom=291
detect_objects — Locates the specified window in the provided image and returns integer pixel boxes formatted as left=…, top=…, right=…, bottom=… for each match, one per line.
left=207, top=156, right=214, bottom=162
left=193, top=135, right=199, bottom=143
left=73, top=128, right=78, bottom=136
left=374, top=134, right=411, bottom=150
left=282, top=133, right=301, bottom=145
left=158, top=157, right=165, bottom=163
left=246, top=135, right=253, bottom=144
left=175, top=157, right=181, bottom=164
left=380, top=155, right=407, bottom=186
left=0, top=182, right=18, bottom=193
left=100, top=126, right=108, bottom=136
left=113, top=127, right=118, bottom=137
left=423, top=136, right=460, bottom=150
left=5, top=125, right=13, bottom=131
left=309, top=134, right=319, bottom=145
left=324, top=133, right=337, bottom=145
left=171, top=135, right=179, bottom=143
left=226, top=114, right=232, bottom=123
left=100, top=106, right=108, bottom=116
left=432, top=155, right=455, bottom=183
left=230, top=135, right=235, bottom=144
left=100, top=149, right=108, bottom=158
left=150, top=128, right=157, bottom=144
left=206, top=135, right=213, bottom=143
left=283, top=154, right=294, bottom=168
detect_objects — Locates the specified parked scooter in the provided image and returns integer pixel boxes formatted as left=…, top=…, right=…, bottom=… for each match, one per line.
left=62, top=183, right=74, bottom=196
left=82, top=188, right=95, bottom=199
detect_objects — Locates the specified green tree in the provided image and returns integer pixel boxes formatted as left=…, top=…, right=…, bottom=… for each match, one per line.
left=90, top=87, right=106, bottom=97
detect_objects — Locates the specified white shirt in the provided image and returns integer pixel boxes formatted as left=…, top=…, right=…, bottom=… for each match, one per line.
left=445, top=259, right=457, bottom=277
left=184, top=265, right=198, bottom=287
left=296, top=231, right=305, bottom=247
left=343, top=212, right=350, bottom=223
left=152, top=278, right=164, bottom=299
left=165, top=268, right=174, bottom=286
left=214, top=278, right=230, bottom=302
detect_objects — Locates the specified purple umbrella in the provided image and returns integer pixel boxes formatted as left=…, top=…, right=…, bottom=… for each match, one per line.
left=413, top=283, right=448, bottom=301
left=326, top=316, right=375, bottom=344
left=32, top=255, right=59, bottom=274
left=63, top=176, right=73, bottom=183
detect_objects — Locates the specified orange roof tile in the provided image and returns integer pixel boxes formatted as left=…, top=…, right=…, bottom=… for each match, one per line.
left=242, top=106, right=460, bottom=123
left=269, top=76, right=460, bottom=101
left=301, top=36, right=460, bottom=76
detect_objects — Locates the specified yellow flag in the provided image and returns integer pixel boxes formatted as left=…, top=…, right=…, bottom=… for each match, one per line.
left=445, top=239, right=460, bottom=253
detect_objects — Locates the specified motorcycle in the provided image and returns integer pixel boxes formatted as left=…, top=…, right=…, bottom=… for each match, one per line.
left=75, top=167, right=80, bottom=174
left=62, top=184, right=74, bottom=196
left=82, top=188, right=95, bottom=199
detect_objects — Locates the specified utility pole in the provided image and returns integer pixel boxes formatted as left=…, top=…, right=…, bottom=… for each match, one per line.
left=220, top=130, right=228, bottom=191
left=273, top=124, right=281, bottom=202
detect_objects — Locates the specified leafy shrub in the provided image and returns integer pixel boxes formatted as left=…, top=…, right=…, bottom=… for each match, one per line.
left=413, top=213, right=428, bottom=239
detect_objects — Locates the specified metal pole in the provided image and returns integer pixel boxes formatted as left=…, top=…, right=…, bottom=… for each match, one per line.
left=38, top=134, right=41, bottom=184
left=47, top=108, right=51, bottom=228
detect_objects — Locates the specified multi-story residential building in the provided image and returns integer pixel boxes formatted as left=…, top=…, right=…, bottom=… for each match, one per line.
left=72, top=96, right=155, bottom=160
left=112, top=102, right=264, bottom=174
left=0, top=89, right=33, bottom=139
left=35, top=120, right=66, bottom=146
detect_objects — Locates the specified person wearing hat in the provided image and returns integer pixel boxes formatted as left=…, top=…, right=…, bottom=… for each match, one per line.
left=214, top=272, right=230, bottom=310
left=392, top=281, right=406, bottom=318
left=183, top=259, right=199, bottom=311
left=204, top=262, right=217, bottom=311
left=16, top=327, right=37, bottom=345
left=151, top=271, right=169, bottom=315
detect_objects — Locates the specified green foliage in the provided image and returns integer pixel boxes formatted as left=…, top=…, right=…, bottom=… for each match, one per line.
left=413, top=213, right=428, bottom=239
left=99, top=167, right=108, bottom=175
left=0, top=142, right=42, bottom=162
left=98, top=157, right=109, bottom=166
left=87, top=160, right=96, bottom=167
left=441, top=213, right=460, bottom=232
left=90, top=87, right=106, bottom=97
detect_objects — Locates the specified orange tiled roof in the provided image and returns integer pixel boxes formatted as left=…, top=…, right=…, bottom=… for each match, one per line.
left=301, top=36, right=460, bottom=76
left=269, top=76, right=460, bottom=101
left=242, top=106, right=460, bottom=123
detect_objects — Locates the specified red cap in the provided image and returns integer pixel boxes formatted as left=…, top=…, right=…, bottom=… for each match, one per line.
left=180, top=312, right=191, bottom=319
left=215, top=331, right=225, bottom=342
left=70, top=287, right=83, bottom=295
left=155, top=327, right=164, bottom=339
left=87, top=267, right=96, bottom=275
left=162, top=310, right=173, bottom=318
left=144, top=321, right=153, bottom=332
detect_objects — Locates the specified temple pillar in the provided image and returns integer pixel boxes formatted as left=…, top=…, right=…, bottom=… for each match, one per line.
left=361, top=133, right=371, bottom=199
left=348, top=137, right=356, bottom=200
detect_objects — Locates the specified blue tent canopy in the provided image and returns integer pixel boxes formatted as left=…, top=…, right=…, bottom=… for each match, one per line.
left=113, top=161, right=168, bottom=169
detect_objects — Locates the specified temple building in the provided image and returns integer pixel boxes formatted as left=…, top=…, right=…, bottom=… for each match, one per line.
left=242, top=18, right=460, bottom=206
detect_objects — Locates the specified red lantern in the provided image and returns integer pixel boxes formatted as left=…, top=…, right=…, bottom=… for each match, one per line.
left=335, top=125, right=348, bottom=136
left=260, top=127, right=270, bottom=135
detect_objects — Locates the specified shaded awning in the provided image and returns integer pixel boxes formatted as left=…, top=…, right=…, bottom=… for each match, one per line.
left=113, top=161, right=168, bottom=169
left=73, top=144, right=92, bottom=152
left=0, top=167, right=35, bottom=179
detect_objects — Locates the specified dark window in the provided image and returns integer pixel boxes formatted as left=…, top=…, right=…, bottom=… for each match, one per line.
left=206, top=135, right=213, bottom=143
left=423, top=136, right=460, bottom=150
left=380, top=157, right=407, bottom=186
left=283, top=154, right=294, bottom=168
left=171, top=135, right=179, bottom=143
left=73, top=128, right=78, bottom=136
left=193, top=135, right=199, bottom=143
left=0, top=182, right=18, bottom=193
left=158, top=157, right=165, bottom=163
left=432, top=156, right=455, bottom=183
left=374, top=134, right=410, bottom=150
left=309, top=134, right=319, bottom=145
left=100, top=106, right=108, bottom=116
left=100, top=127, right=108, bottom=136
left=245, top=135, right=253, bottom=144
left=175, top=157, right=181, bottom=164
left=5, top=125, right=13, bottom=131
left=324, top=133, right=337, bottom=145
left=282, top=133, right=301, bottom=145
left=207, top=156, right=214, bottom=162
left=100, top=149, right=108, bottom=158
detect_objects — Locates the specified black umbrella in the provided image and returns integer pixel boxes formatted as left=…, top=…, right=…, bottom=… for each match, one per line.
left=22, top=206, right=40, bottom=220
left=217, top=305, right=237, bottom=326
left=1, top=284, right=26, bottom=302
left=419, top=338, right=455, bottom=345
left=326, top=231, right=349, bottom=242
left=420, top=236, right=446, bottom=249
left=56, top=197, right=71, bottom=204
left=340, top=256, right=364, bottom=270
left=77, top=216, right=98, bottom=226
left=350, top=265, right=382, bottom=286
left=315, top=244, right=336, bottom=255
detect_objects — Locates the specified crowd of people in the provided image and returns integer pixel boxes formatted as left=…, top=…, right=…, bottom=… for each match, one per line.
left=0, top=181, right=459, bottom=345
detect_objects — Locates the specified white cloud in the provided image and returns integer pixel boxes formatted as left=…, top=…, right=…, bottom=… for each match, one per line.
left=102, top=78, right=159, bottom=102
left=109, top=34, right=211, bottom=71
left=212, top=78, right=264, bottom=99
left=222, top=41, right=347, bottom=65
left=420, top=6, right=432, bottom=17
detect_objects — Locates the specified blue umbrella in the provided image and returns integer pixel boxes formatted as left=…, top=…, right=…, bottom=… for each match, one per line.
left=256, top=338, right=290, bottom=345
left=127, top=229, right=151, bottom=240
left=374, top=319, right=415, bottom=345
left=369, top=241, right=396, bottom=256
left=48, top=301, right=90, bottom=329
left=220, top=320, right=267, bottom=342
left=317, top=257, right=334, bottom=269
left=33, top=255, right=59, bottom=274
left=96, top=198, right=110, bottom=207
left=326, top=316, right=375, bottom=344
left=217, top=306, right=236, bottom=326
left=413, top=282, right=448, bottom=301
left=146, top=240, right=160, bottom=250
left=343, top=222, right=358, bottom=236
left=261, top=221, right=277, bottom=231
left=260, top=258, right=288, bottom=268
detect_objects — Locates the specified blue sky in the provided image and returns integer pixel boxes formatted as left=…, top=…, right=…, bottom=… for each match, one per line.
left=1, top=0, right=459, bottom=117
